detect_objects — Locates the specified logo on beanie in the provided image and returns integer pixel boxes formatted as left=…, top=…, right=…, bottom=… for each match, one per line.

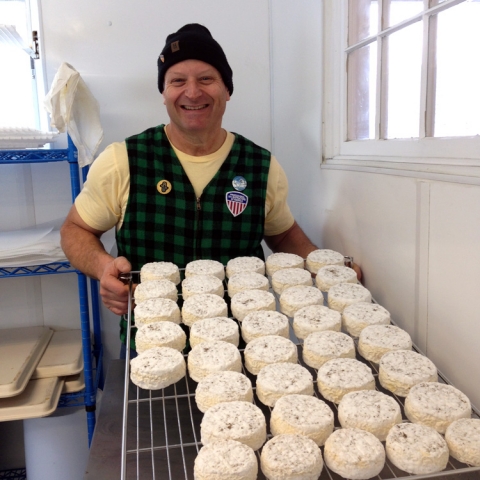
left=226, top=191, right=248, bottom=217
left=171, top=41, right=180, bottom=52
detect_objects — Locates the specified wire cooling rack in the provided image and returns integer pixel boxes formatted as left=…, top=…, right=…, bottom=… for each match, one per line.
left=119, top=272, right=480, bottom=480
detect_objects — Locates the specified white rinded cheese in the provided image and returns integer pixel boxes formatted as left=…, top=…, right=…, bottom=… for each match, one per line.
left=244, top=335, right=297, bottom=375
left=302, top=330, right=355, bottom=369
left=133, top=297, right=181, bottom=327
left=405, top=382, right=471, bottom=433
left=324, top=428, right=385, bottom=480
left=317, top=358, right=375, bottom=404
left=260, top=434, right=324, bottom=480
left=271, top=267, right=312, bottom=294
left=135, top=321, right=186, bottom=353
left=226, top=256, right=265, bottom=278
left=195, top=371, right=253, bottom=413
left=181, top=274, right=224, bottom=300
left=187, top=340, right=241, bottom=382
left=194, top=439, right=258, bottom=480
left=134, top=279, right=178, bottom=304
left=342, top=301, right=390, bottom=337
left=445, top=418, right=480, bottom=466
left=256, top=362, right=314, bottom=407
left=140, top=261, right=181, bottom=285
left=379, top=350, right=437, bottom=397
left=306, top=249, right=344, bottom=274
left=227, top=272, right=269, bottom=298
left=200, top=401, right=266, bottom=451
left=189, top=317, right=239, bottom=348
left=338, top=390, right=402, bottom=441
left=386, top=423, right=449, bottom=475
left=240, top=310, right=289, bottom=344
left=181, top=293, right=228, bottom=327
left=185, top=259, right=225, bottom=281
left=130, top=346, right=185, bottom=390
left=265, top=252, right=304, bottom=276
left=230, top=289, right=276, bottom=322
left=270, top=394, right=334, bottom=446
left=315, top=265, right=357, bottom=292
left=358, top=324, right=412, bottom=363
left=327, top=283, right=372, bottom=313
left=293, top=305, right=341, bottom=340
left=280, top=285, right=324, bottom=318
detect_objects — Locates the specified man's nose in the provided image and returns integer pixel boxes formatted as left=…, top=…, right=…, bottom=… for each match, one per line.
left=184, top=79, right=202, bottom=99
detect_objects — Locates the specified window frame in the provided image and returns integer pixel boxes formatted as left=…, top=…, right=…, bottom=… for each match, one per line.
left=322, top=0, right=480, bottom=183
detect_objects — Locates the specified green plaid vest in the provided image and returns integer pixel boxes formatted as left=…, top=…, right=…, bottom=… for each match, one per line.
left=117, top=124, right=271, bottom=346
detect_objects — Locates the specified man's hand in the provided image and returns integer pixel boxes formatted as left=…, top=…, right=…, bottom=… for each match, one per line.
left=99, top=256, right=133, bottom=315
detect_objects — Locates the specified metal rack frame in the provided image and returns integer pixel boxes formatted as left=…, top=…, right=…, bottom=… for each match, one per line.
left=119, top=275, right=480, bottom=480
left=0, top=139, right=103, bottom=445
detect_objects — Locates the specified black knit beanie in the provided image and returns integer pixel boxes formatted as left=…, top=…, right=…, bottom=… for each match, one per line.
left=157, top=23, right=233, bottom=95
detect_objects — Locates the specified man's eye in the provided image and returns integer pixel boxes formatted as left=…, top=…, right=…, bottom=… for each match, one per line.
left=170, top=78, right=185, bottom=84
left=200, top=76, right=214, bottom=82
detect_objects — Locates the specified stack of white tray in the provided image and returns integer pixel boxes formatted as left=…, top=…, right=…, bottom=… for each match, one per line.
left=0, top=326, right=84, bottom=421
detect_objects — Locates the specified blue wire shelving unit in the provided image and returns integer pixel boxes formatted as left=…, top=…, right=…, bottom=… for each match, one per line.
left=0, top=138, right=103, bottom=447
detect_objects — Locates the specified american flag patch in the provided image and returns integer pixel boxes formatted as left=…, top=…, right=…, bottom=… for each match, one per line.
left=226, top=191, right=248, bottom=217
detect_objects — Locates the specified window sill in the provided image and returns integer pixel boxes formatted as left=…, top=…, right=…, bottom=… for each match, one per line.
left=322, top=156, right=480, bottom=186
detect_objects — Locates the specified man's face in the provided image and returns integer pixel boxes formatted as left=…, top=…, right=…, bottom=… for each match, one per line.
left=162, top=59, right=230, bottom=136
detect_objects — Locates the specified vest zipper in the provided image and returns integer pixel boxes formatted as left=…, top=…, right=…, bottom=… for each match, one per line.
left=194, top=196, right=202, bottom=259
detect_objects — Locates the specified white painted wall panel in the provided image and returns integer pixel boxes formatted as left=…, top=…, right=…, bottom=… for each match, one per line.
left=427, top=182, right=480, bottom=407
left=319, top=169, right=418, bottom=335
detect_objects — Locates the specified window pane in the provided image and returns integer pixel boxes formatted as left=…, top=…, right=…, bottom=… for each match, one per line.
left=347, top=43, right=377, bottom=140
left=0, top=0, right=37, bottom=128
left=434, top=2, right=480, bottom=137
left=348, top=0, right=378, bottom=46
left=386, top=21, right=423, bottom=139
left=387, top=0, right=424, bottom=28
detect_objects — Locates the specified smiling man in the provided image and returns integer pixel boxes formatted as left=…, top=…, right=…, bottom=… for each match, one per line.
left=60, top=24, right=349, bottom=351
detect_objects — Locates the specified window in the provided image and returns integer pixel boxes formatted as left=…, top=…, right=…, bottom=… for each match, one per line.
left=323, top=0, right=480, bottom=166
left=0, top=0, right=44, bottom=129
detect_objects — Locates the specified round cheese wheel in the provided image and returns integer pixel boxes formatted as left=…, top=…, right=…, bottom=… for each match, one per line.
left=195, top=371, right=253, bottom=413
left=386, top=423, right=449, bottom=475
left=270, top=394, right=334, bottom=446
left=293, top=305, right=341, bottom=340
left=226, top=256, right=265, bottom=278
left=200, top=401, right=266, bottom=451
left=194, top=439, right=258, bottom=480
left=140, top=261, right=181, bottom=285
left=266, top=252, right=304, bottom=276
left=256, top=362, right=314, bottom=407
left=240, top=310, right=289, bottom=344
left=244, top=335, right=297, bottom=375
left=271, top=267, right=312, bottom=294
left=405, top=382, right=471, bottom=434
left=134, top=279, right=178, bottom=304
left=302, top=330, right=355, bottom=369
left=280, top=286, right=324, bottom=318
left=327, top=283, right=372, bottom=313
left=260, top=434, right=323, bottom=480
left=185, top=259, right=225, bottom=281
left=317, top=358, right=375, bottom=404
left=130, top=346, right=185, bottom=390
left=338, top=390, right=402, bottom=441
left=189, top=317, right=239, bottom=348
left=306, top=249, right=344, bottom=274
left=135, top=321, right=186, bottom=353
left=379, top=350, right=437, bottom=397
left=324, top=428, right=385, bottom=480
left=133, top=297, right=181, bottom=327
left=187, top=340, right=241, bottom=382
left=445, top=418, right=480, bottom=466
left=315, top=265, right=357, bottom=292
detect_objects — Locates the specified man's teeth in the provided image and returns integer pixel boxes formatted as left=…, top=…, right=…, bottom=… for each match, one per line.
left=183, top=105, right=207, bottom=110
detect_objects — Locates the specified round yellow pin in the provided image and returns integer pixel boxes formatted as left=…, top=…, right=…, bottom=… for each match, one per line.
left=157, top=179, right=172, bottom=194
